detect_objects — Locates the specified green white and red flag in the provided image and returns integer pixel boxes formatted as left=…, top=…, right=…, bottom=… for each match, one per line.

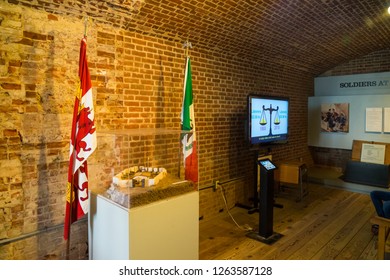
left=181, top=56, right=198, bottom=183
left=64, top=37, right=97, bottom=240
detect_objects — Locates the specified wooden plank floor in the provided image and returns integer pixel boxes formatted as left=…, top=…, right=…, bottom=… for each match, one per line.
left=199, top=183, right=379, bottom=260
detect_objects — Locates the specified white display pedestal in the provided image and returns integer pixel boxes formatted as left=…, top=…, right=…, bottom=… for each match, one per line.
left=88, top=191, right=199, bottom=260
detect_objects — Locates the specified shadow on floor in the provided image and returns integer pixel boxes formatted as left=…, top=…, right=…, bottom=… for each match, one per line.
left=307, top=165, right=387, bottom=195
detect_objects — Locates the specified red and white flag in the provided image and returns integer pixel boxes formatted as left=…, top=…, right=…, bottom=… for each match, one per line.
left=64, top=37, right=97, bottom=240
left=181, top=56, right=198, bottom=183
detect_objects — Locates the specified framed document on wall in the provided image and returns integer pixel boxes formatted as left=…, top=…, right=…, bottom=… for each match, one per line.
left=384, top=108, right=390, bottom=133
left=365, top=107, right=382, bottom=132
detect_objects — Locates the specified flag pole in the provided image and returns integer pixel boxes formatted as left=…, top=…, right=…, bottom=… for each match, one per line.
left=65, top=21, right=88, bottom=258
left=183, top=39, right=192, bottom=57
left=66, top=87, right=81, bottom=260
left=84, top=17, right=89, bottom=38
left=66, top=19, right=87, bottom=259
left=65, top=171, right=74, bottom=259
left=65, top=31, right=96, bottom=260
left=179, top=40, right=192, bottom=178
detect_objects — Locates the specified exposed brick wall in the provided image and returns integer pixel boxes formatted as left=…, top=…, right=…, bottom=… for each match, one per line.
left=319, top=49, right=390, bottom=77
left=0, top=3, right=89, bottom=259
left=310, top=49, right=390, bottom=170
left=309, top=146, right=352, bottom=172
left=0, top=1, right=319, bottom=260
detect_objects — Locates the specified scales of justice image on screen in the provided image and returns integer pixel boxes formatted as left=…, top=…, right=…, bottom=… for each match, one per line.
left=249, top=97, right=289, bottom=145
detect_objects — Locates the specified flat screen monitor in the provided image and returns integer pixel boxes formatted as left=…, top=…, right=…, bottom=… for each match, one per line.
left=248, top=94, right=289, bottom=146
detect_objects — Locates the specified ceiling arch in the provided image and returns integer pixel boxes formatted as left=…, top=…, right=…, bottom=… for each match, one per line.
left=18, top=0, right=390, bottom=75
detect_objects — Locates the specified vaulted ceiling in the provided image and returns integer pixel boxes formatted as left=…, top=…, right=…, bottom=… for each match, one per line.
left=22, top=0, right=390, bottom=75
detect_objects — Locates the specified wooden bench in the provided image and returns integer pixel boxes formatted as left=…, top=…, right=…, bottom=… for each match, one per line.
left=371, top=216, right=390, bottom=259
left=344, top=140, right=390, bottom=188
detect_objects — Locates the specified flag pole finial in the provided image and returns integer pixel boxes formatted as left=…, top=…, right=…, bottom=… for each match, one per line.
left=84, top=17, right=89, bottom=38
left=183, top=40, right=192, bottom=57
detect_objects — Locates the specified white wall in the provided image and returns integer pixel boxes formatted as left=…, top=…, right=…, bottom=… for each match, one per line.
left=308, top=72, right=390, bottom=149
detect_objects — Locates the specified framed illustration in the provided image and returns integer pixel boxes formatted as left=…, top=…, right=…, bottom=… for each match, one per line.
left=321, top=103, right=349, bottom=133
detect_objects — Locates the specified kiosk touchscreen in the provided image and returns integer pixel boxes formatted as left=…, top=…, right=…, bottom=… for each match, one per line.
left=258, top=159, right=277, bottom=171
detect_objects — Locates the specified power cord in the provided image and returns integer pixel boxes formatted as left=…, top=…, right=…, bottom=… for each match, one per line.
left=217, top=182, right=253, bottom=232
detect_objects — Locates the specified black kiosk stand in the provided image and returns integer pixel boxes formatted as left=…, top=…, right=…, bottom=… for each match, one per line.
left=246, top=158, right=283, bottom=244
